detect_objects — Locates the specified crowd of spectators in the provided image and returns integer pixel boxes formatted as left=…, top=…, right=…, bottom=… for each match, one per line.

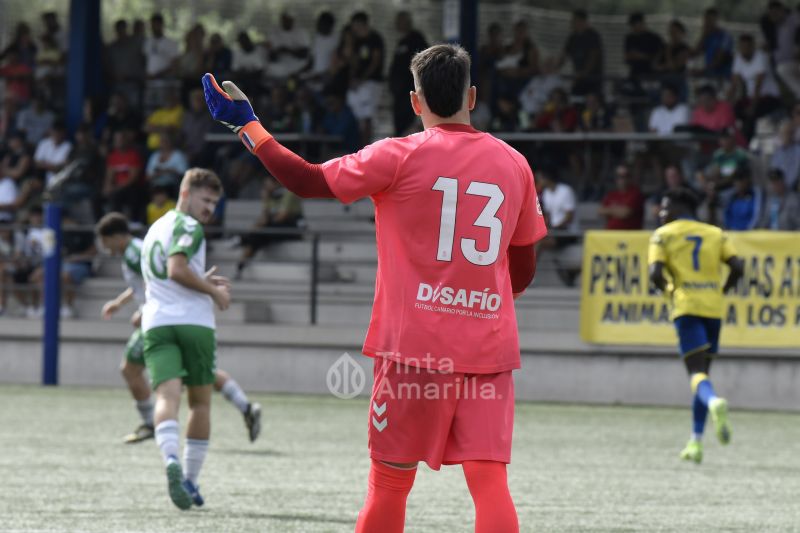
left=525, top=2, right=800, bottom=276
left=2, top=4, right=800, bottom=304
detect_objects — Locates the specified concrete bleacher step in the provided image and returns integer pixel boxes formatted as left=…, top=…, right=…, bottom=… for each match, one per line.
left=71, top=296, right=248, bottom=323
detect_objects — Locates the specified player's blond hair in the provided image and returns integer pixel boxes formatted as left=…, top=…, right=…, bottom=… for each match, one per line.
left=180, top=168, right=222, bottom=194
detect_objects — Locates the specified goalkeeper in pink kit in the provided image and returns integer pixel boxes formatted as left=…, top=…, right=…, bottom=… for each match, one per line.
left=203, top=44, right=546, bottom=532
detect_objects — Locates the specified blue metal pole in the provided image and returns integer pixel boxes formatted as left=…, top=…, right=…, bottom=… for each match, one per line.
left=42, top=203, right=62, bottom=385
left=66, top=0, right=102, bottom=135
left=460, top=0, right=479, bottom=83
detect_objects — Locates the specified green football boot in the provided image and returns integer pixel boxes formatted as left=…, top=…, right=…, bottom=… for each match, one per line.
left=709, top=397, right=731, bottom=445
left=680, top=439, right=703, bottom=464
left=166, top=461, right=192, bottom=510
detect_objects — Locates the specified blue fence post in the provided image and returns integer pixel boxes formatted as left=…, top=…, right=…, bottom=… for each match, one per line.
left=42, top=203, right=62, bottom=385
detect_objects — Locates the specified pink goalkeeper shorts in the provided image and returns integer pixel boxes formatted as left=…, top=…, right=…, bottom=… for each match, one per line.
left=367, top=358, right=515, bottom=470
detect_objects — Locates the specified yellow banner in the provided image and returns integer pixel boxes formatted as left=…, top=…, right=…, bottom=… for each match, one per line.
left=580, top=230, right=800, bottom=348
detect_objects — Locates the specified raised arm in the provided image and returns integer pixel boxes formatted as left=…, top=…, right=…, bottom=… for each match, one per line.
left=202, top=73, right=335, bottom=199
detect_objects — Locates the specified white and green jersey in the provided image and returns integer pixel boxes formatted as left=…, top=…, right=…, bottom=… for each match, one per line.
left=121, top=237, right=146, bottom=307
left=141, top=210, right=214, bottom=332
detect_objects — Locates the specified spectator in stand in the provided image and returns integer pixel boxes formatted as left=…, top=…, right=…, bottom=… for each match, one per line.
left=103, top=129, right=144, bottom=221
left=146, top=184, right=176, bottom=226
left=494, top=21, right=540, bottom=106
left=145, top=131, right=187, bottom=192
left=205, top=33, right=233, bottom=80
left=0, top=132, right=31, bottom=223
left=388, top=11, right=428, bottom=136
left=558, top=10, right=604, bottom=96
left=41, top=11, right=67, bottom=53
left=0, top=49, right=34, bottom=106
left=8, top=205, right=45, bottom=318
left=34, top=33, right=64, bottom=103
left=101, top=92, right=142, bottom=149
left=729, top=34, right=783, bottom=141
left=768, top=1, right=800, bottom=99
left=534, top=88, right=578, bottom=132
left=624, top=13, right=664, bottom=80
left=347, top=11, right=385, bottom=147
left=770, top=121, right=800, bottom=190
left=697, top=178, right=723, bottom=226
left=580, top=91, right=613, bottom=131
left=174, top=24, right=207, bottom=102
left=144, top=13, right=179, bottom=79
left=648, top=164, right=695, bottom=223
left=519, top=56, right=566, bottom=121
left=132, top=19, right=146, bottom=48
left=758, top=168, right=800, bottom=229
left=303, top=12, right=338, bottom=92
left=478, top=23, right=504, bottom=103
left=659, top=20, right=691, bottom=76
left=59, top=217, right=97, bottom=319
left=266, top=10, right=311, bottom=79
left=0, top=22, right=37, bottom=68
left=649, top=83, right=690, bottom=134
left=643, top=85, right=690, bottom=194
left=64, top=125, right=103, bottom=223
left=144, top=88, right=183, bottom=151
left=599, top=164, right=644, bottom=230
left=704, top=128, right=750, bottom=190
left=0, top=96, right=20, bottom=140
left=324, top=23, right=355, bottom=98
left=691, top=85, right=736, bottom=134
left=105, top=20, right=145, bottom=107
left=235, top=175, right=304, bottom=280
left=692, top=8, right=734, bottom=78
left=320, top=91, right=360, bottom=154
left=723, top=170, right=762, bottom=231
left=16, top=93, right=55, bottom=147
left=33, top=121, right=71, bottom=188
left=260, top=84, right=296, bottom=133
left=232, top=31, right=267, bottom=95
left=537, top=165, right=580, bottom=286
left=181, top=88, right=216, bottom=167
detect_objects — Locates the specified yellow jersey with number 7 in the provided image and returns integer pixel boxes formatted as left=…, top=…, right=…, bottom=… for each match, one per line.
left=648, top=218, right=737, bottom=320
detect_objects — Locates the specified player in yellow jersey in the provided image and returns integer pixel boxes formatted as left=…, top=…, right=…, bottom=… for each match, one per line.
left=648, top=189, right=743, bottom=464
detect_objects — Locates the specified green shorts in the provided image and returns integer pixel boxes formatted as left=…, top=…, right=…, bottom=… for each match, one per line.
left=124, top=329, right=145, bottom=365
left=143, top=325, right=216, bottom=390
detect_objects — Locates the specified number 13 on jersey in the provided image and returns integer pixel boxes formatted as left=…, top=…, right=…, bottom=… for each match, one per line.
left=432, top=176, right=505, bottom=266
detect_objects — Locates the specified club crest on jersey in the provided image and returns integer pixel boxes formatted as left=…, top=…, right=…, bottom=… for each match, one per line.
left=416, top=283, right=501, bottom=312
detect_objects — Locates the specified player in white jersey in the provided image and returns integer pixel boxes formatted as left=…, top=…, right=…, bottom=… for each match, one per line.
left=140, top=169, right=233, bottom=510
left=95, top=212, right=262, bottom=446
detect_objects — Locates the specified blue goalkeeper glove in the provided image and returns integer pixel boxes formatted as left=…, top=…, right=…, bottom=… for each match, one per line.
left=202, top=73, right=258, bottom=134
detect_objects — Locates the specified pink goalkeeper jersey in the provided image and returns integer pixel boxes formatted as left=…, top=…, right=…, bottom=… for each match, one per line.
left=321, top=123, right=547, bottom=373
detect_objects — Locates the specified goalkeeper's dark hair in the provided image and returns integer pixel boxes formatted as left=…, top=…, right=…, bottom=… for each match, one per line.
left=410, top=44, right=471, bottom=118
left=96, top=212, right=130, bottom=237
left=181, top=167, right=223, bottom=194
left=664, top=188, right=699, bottom=213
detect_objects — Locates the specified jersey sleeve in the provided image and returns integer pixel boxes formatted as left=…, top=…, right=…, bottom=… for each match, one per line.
left=648, top=231, right=667, bottom=264
left=510, top=165, right=548, bottom=246
left=720, top=232, right=737, bottom=261
left=124, top=243, right=143, bottom=276
left=168, top=216, right=204, bottom=259
left=320, top=137, right=405, bottom=204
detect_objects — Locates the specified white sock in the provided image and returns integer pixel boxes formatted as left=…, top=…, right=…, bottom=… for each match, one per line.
left=691, top=433, right=703, bottom=442
left=155, top=420, right=180, bottom=466
left=221, top=379, right=250, bottom=414
left=183, top=438, right=209, bottom=484
left=136, top=398, right=154, bottom=426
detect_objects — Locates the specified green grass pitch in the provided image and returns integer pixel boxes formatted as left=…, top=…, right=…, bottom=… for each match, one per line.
left=1, top=384, right=799, bottom=532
